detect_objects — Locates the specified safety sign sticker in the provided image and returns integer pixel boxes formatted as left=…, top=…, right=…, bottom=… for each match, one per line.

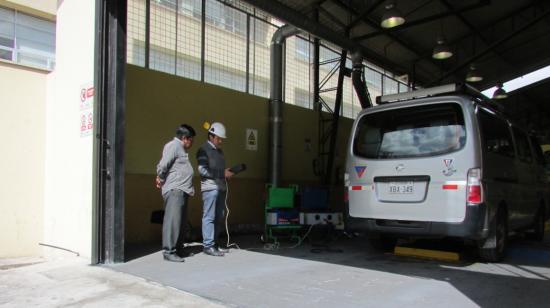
left=246, top=128, right=258, bottom=151
left=79, top=82, right=94, bottom=138
left=355, top=166, right=366, bottom=178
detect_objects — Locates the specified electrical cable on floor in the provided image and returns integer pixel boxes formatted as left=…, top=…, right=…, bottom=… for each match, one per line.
left=224, top=178, right=240, bottom=250
left=282, top=224, right=316, bottom=249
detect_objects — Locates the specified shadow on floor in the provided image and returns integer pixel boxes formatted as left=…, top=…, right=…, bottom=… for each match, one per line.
left=115, top=228, right=550, bottom=308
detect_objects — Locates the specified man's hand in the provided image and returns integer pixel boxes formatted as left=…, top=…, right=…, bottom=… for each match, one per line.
left=224, top=168, right=234, bottom=179
left=155, top=176, right=163, bottom=189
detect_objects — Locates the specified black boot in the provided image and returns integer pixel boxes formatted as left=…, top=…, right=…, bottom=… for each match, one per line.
left=203, top=246, right=224, bottom=256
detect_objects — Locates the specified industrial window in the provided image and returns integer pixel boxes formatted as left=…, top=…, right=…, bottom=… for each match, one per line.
left=294, top=37, right=310, bottom=62
left=285, top=36, right=312, bottom=109
left=176, top=0, right=202, bottom=80
left=366, top=67, right=382, bottom=99
left=342, top=77, right=357, bottom=118
left=204, top=64, right=246, bottom=91
left=125, top=0, right=407, bottom=110
left=294, top=88, right=311, bottom=109
left=317, top=45, right=360, bottom=118
left=204, top=0, right=246, bottom=92
left=318, top=45, right=340, bottom=113
left=383, top=76, right=398, bottom=95
left=249, top=17, right=273, bottom=98
left=149, top=0, right=176, bottom=74
left=0, top=7, right=55, bottom=70
left=180, top=0, right=202, bottom=18
left=127, top=0, right=146, bottom=66
left=205, top=0, right=246, bottom=36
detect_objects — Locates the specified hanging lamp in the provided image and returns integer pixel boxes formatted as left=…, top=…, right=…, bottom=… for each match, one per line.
left=380, top=3, right=405, bottom=28
left=432, top=36, right=453, bottom=60
left=465, top=64, right=483, bottom=82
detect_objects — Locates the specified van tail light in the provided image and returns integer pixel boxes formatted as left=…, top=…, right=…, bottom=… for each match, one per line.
left=344, top=190, right=349, bottom=202
left=466, top=168, right=482, bottom=205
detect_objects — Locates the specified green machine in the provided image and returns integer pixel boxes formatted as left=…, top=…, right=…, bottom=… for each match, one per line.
left=264, top=185, right=302, bottom=245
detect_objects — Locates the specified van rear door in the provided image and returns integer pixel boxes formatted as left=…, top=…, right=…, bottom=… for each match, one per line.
left=348, top=101, right=474, bottom=223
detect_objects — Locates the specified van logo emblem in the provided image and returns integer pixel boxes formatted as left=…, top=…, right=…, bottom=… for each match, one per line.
left=443, top=159, right=456, bottom=176
left=355, top=166, right=367, bottom=178
left=395, top=164, right=405, bottom=172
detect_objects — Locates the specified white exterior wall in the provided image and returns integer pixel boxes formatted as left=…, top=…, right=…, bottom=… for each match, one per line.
left=0, top=63, right=47, bottom=258
left=43, top=0, right=96, bottom=259
left=0, top=0, right=55, bottom=258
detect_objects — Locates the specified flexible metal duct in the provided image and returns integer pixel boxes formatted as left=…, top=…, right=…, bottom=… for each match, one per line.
left=269, top=25, right=300, bottom=187
left=351, top=51, right=373, bottom=109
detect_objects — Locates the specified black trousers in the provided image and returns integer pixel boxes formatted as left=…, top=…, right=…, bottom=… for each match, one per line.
left=162, top=189, right=188, bottom=255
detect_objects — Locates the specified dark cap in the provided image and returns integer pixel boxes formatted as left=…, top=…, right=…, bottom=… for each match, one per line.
left=176, top=124, right=196, bottom=138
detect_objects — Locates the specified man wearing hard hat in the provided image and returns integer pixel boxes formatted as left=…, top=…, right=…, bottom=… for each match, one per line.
left=196, top=122, right=234, bottom=256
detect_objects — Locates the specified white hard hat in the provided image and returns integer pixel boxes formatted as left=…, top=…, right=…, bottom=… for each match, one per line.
left=208, top=122, right=227, bottom=138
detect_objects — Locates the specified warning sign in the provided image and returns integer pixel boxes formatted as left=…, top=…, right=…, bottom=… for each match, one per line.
left=246, top=129, right=258, bottom=151
left=79, top=82, right=94, bottom=110
left=79, top=82, right=94, bottom=138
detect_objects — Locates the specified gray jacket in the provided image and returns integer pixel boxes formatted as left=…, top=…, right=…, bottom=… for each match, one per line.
left=196, top=141, right=226, bottom=192
left=156, top=137, right=195, bottom=197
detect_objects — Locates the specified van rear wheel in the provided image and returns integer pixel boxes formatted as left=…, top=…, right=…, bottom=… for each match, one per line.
left=478, top=209, right=507, bottom=262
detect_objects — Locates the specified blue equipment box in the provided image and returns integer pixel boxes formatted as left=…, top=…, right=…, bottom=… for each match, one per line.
left=300, top=187, right=328, bottom=210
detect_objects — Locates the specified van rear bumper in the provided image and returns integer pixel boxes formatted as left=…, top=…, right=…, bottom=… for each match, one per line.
left=346, top=203, right=488, bottom=240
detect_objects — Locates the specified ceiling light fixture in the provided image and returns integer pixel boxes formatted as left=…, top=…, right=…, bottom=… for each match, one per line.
left=492, top=82, right=508, bottom=99
left=465, top=64, right=483, bottom=82
left=380, top=3, right=405, bottom=28
left=432, top=36, right=453, bottom=60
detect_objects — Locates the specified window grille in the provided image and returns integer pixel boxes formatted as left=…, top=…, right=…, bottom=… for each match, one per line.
left=125, top=0, right=411, bottom=110
left=127, top=0, right=146, bottom=66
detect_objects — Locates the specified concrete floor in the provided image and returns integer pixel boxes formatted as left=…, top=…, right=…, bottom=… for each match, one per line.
left=112, top=231, right=550, bottom=308
left=0, top=256, right=224, bottom=307
left=2, top=231, right=548, bottom=308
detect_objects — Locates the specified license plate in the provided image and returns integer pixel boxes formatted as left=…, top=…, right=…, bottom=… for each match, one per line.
left=388, top=181, right=414, bottom=194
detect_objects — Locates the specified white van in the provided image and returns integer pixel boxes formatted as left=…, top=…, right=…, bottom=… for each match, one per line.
left=345, top=84, right=549, bottom=262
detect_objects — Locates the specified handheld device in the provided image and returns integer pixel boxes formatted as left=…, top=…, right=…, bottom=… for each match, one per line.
left=229, top=163, right=247, bottom=174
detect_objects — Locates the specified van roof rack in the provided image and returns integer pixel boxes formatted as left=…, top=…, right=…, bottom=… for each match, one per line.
left=376, top=83, right=489, bottom=104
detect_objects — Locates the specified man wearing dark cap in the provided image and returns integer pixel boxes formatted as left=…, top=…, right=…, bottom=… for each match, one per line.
left=156, top=124, right=196, bottom=262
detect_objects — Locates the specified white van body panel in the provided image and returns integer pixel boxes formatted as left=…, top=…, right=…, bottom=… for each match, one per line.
left=347, top=97, right=480, bottom=224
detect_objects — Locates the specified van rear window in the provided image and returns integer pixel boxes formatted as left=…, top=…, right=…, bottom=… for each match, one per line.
left=353, top=103, right=466, bottom=159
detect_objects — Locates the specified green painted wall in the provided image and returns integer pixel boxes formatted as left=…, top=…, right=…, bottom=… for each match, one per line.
left=125, top=64, right=353, bottom=244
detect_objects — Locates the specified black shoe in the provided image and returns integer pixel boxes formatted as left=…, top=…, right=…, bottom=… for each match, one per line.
left=163, top=253, right=185, bottom=262
left=203, top=246, right=224, bottom=256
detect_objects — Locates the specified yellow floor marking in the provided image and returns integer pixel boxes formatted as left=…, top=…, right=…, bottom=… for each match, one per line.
left=394, top=246, right=460, bottom=262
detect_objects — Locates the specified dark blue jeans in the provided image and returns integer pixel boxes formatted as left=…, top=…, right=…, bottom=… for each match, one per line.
left=201, top=189, right=226, bottom=248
